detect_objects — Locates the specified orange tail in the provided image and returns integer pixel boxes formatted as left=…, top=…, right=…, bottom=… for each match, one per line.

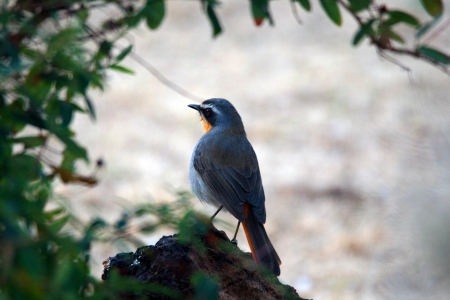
left=242, top=203, right=281, bottom=276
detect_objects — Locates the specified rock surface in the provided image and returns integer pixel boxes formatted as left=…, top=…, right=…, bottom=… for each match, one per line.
left=102, top=223, right=309, bottom=300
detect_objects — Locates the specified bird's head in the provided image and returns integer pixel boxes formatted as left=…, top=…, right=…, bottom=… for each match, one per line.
left=188, top=98, right=245, bottom=135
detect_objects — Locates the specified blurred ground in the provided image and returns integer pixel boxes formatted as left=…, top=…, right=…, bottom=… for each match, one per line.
left=56, top=1, right=450, bottom=299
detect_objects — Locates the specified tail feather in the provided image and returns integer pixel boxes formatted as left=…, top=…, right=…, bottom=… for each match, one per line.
left=242, top=203, right=281, bottom=276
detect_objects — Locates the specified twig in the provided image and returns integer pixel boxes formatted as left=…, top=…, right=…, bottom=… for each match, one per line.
left=83, top=22, right=204, bottom=102
left=376, top=49, right=415, bottom=84
left=289, top=1, right=303, bottom=25
left=126, top=49, right=205, bottom=102
left=422, top=17, right=450, bottom=45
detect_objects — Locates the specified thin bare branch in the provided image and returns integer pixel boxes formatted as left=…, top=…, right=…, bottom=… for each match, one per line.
left=127, top=50, right=204, bottom=102
left=289, top=1, right=303, bottom=25
left=422, top=17, right=450, bottom=45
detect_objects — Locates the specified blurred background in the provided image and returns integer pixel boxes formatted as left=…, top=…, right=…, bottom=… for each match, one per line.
left=55, top=0, right=450, bottom=299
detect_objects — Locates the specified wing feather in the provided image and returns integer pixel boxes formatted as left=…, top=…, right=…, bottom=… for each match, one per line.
left=193, top=135, right=266, bottom=223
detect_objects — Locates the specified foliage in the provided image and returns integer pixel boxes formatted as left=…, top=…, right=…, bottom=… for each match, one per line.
left=0, top=0, right=204, bottom=298
left=222, top=0, right=450, bottom=74
left=289, top=0, right=449, bottom=73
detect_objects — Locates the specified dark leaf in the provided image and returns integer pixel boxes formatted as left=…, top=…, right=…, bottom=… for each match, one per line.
left=386, top=29, right=405, bottom=44
left=144, top=0, right=165, bottom=29
left=61, top=148, right=77, bottom=172
left=191, top=272, right=219, bottom=300
left=123, top=11, right=144, bottom=28
left=12, top=109, right=47, bottom=130
left=109, top=64, right=135, bottom=75
left=293, top=0, right=311, bottom=12
left=12, top=135, right=47, bottom=149
left=44, top=208, right=65, bottom=220
left=49, top=215, right=70, bottom=233
left=250, top=0, right=273, bottom=26
left=60, top=101, right=74, bottom=127
left=385, top=10, right=420, bottom=28
left=205, top=3, right=222, bottom=37
left=47, top=28, right=81, bottom=55
left=140, top=224, right=158, bottom=233
left=52, top=130, right=88, bottom=161
left=353, top=19, right=376, bottom=45
left=84, top=95, right=96, bottom=120
left=84, top=219, right=106, bottom=243
left=9, top=154, right=41, bottom=182
left=417, top=46, right=450, bottom=65
left=76, top=7, right=89, bottom=22
left=319, top=0, right=342, bottom=26
left=420, top=0, right=443, bottom=17
left=99, top=40, right=113, bottom=58
left=115, top=213, right=129, bottom=230
left=0, top=98, right=27, bottom=133
left=348, top=0, right=370, bottom=12
left=116, top=45, right=133, bottom=63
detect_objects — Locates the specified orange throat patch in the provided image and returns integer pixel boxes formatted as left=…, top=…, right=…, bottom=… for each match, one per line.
left=201, top=118, right=213, bottom=133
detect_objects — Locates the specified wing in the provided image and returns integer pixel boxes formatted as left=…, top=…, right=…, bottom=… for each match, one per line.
left=193, top=134, right=266, bottom=223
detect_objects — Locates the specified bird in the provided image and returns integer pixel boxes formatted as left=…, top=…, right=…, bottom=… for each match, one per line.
left=188, top=98, right=281, bottom=276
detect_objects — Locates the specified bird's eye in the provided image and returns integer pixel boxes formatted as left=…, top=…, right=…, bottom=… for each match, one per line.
left=204, top=108, right=213, bottom=117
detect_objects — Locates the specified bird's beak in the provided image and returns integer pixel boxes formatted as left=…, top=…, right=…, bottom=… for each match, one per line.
left=188, top=104, right=201, bottom=111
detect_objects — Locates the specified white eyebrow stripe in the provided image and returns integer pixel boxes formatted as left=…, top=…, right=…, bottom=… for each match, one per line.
left=200, top=104, right=221, bottom=115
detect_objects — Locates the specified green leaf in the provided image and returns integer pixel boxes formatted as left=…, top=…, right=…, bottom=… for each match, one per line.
left=12, top=109, right=47, bottom=130
left=348, top=0, right=370, bottom=12
left=293, top=0, right=311, bottom=12
left=319, top=0, right=342, bottom=26
left=59, top=101, right=74, bottom=127
left=99, top=40, right=113, bottom=58
left=47, top=28, right=81, bottom=55
left=84, top=95, right=96, bottom=120
left=76, top=7, right=89, bottom=22
left=123, top=11, right=144, bottom=28
left=416, top=13, right=442, bottom=38
left=61, top=148, right=77, bottom=172
left=205, top=3, right=222, bottom=37
left=44, top=208, right=65, bottom=220
left=9, top=154, right=41, bottom=182
left=12, top=136, right=47, bottom=149
left=420, top=0, right=443, bottom=17
left=386, top=29, right=405, bottom=44
left=49, top=215, right=70, bottom=233
left=250, top=0, right=273, bottom=26
left=64, top=138, right=88, bottom=161
left=51, top=127, right=88, bottom=162
left=353, top=19, right=375, bottom=45
left=385, top=10, right=420, bottom=28
left=109, top=64, right=135, bottom=75
left=139, top=224, right=158, bottom=233
left=417, top=46, right=450, bottom=65
left=116, top=45, right=133, bottom=63
left=23, top=72, right=52, bottom=105
left=115, top=213, right=129, bottom=230
left=191, top=272, right=219, bottom=300
left=0, top=98, right=27, bottom=133
left=144, top=0, right=165, bottom=29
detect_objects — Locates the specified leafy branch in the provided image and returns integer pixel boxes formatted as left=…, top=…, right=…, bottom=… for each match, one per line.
left=200, top=0, right=450, bottom=75
left=247, top=0, right=450, bottom=75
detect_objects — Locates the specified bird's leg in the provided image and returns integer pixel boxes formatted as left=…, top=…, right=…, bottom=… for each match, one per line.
left=231, top=221, right=240, bottom=247
left=209, top=205, right=224, bottom=222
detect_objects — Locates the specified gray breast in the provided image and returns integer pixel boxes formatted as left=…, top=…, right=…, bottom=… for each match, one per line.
left=189, top=142, right=222, bottom=209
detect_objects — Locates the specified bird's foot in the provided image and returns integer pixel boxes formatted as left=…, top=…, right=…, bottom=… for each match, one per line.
left=230, top=238, right=238, bottom=247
